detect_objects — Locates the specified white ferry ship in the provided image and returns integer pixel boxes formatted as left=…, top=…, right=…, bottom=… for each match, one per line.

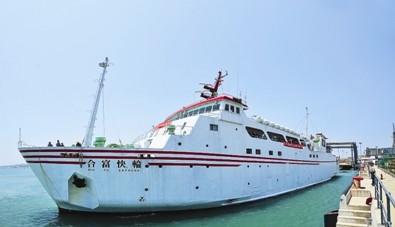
left=19, top=58, right=338, bottom=213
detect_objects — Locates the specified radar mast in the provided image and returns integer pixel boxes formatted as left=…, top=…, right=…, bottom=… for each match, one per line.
left=83, top=57, right=109, bottom=147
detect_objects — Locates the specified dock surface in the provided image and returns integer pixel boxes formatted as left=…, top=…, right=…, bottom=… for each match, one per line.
left=336, top=167, right=395, bottom=227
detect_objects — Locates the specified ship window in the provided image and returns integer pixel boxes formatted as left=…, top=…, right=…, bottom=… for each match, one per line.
left=269, top=150, right=273, bottom=155
left=300, top=139, right=306, bottom=147
left=199, top=107, right=205, bottom=114
left=193, top=109, right=199, bottom=115
left=286, top=136, right=300, bottom=145
left=188, top=111, right=193, bottom=117
left=267, top=131, right=286, bottom=143
left=210, top=124, right=218, bottom=131
left=236, top=107, right=240, bottom=114
left=316, top=155, right=318, bottom=158
left=278, top=151, right=282, bottom=156
left=213, top=104, right=220, bottom=111
left=205, top=106, right=212, bottom=112
left=246, top=148, right=252, bottom=154
left=230, top=105, right=235, bottom=112
left=225, top=104, right=230, bottom=111
left=245, top=126, right=267, bottom=140
left=256, top=149, right=261, bottom=155
left=309, top=154, right=312, bottom=158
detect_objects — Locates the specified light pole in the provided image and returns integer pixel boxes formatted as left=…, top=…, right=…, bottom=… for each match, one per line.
left=359, top=142, right=362, bottom=157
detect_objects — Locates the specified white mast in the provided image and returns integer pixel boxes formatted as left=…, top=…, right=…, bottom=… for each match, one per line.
left=83, top=57, right=109, bottom=147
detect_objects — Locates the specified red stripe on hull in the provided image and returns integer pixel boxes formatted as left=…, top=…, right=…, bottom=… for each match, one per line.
left=20, top=148, right=335, bottom=163
left=26, top=160, right=86, bottom=165
left=22, top=155, right=326, bottom=165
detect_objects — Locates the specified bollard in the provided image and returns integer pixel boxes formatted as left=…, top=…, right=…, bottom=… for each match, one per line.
left=352, top=176, right=363, bottom=189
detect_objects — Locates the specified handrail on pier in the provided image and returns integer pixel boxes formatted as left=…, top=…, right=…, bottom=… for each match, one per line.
left=373, top=170, right=395, bottom=227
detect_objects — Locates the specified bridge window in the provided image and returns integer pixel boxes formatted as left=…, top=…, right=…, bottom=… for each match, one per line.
left=267, top=131, right=286, bottom=143
left=213, top=104, right=220, bottom=111
left=236, top=107, right=240, bottom=114
left=321, top=139, right=326, bottom=147
left=300, top=139, right=306, bottom=147
left=205, top=106, right=212, bottom=112
left=210, top=124, right=218, bottom=131
left=230, top=105, right=235, bottom=112
left=286, top=136, right=300, bottom=145
left=225, top=104, right=230, bottom=111
left=245, top=126, right=267, bottom=140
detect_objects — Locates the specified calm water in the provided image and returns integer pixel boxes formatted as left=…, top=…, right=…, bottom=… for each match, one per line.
left=0, top=166, right=355, bottom=227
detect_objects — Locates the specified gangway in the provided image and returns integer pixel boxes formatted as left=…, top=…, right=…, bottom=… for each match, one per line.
left=327, top=142, right=359, bottom=169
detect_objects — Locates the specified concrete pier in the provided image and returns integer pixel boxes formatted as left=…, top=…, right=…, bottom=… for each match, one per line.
left=336, top=167, right=395, bottom=227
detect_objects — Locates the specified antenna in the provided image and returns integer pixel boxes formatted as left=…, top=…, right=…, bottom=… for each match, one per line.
left=18, top=128, right=22, bottom=147
left=305, top=107, right=309, bottom=137
left=83, top=57, right=109, bottom=147
left=392, top=123, right=395, bottom=149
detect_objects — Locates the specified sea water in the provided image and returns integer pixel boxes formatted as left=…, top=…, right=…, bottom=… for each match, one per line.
left=0, top=166, right=355, bottom=227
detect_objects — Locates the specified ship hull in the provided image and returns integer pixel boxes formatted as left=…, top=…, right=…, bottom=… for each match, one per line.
left=20, top=147, right=338, bottom=213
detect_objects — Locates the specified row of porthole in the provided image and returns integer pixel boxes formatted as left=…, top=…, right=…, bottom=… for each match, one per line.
left=178, top=142, right=228, bottom=149
left=246, top=165, right=271, bottom=168
left=144, top=186, right=200, bottom=192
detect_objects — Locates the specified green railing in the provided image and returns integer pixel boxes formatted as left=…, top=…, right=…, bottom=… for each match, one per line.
left=378, top=155, right=395, bottom=175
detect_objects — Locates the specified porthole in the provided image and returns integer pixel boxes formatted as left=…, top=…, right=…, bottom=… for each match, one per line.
left=145, top=165, right=149, bottom=168
left=145, top=188, right=149, bottom=191
left=178, top=142, right=182, bottom=146
left=159, top=165, right=162, bottom=168
left=195, top=186, right=199, bottom=189
left=206, top=165, right=209, bottom=168
left=206, top=144, right=209, bottom=147
left=224, top=145, right=227, bottom=149
left=190, top=165, right=193, bottom=168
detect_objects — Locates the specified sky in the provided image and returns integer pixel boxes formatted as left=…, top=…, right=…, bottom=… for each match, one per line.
left=1, top=0, right=394, bottom=165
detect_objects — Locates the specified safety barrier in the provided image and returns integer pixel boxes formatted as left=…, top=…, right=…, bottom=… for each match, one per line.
left=374, top=172, right=395, bottom=226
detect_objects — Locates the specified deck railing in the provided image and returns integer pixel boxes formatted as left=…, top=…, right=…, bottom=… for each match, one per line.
left=373, top=171, right=395, bottom=227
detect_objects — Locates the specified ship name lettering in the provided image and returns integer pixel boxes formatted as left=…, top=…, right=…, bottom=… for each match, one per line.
left=102, top=160, right=111, bottom=168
